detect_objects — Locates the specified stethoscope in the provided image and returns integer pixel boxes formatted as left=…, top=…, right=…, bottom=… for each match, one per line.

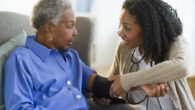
left=125, top=48, right=163, bottom=110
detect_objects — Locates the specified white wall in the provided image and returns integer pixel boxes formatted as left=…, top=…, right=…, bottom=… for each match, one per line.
left=91, top=0, right=123, bottom=70
left=0, top=0, right=78, bottom=16
left=91, top=0, right=195, bottom=74
left=165, top=0, right=195, bottom=74
left=0, top=0, right=121, bottom=71
left=0, top=0, right=194, bottom=74
left=0, top=0, right=39, bottom=16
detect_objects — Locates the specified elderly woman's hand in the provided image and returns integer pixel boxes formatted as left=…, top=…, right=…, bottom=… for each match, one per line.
left=140, top=83, right=169, bottom=97
left=109, top=75, right=126, bottom=98
left=93, top=97, right=111, bottom=106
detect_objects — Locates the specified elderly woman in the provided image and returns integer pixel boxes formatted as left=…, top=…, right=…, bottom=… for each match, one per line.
left=3, top=0, right=97, bottom=109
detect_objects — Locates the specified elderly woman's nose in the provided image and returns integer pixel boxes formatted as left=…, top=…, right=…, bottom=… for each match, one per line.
left=73, top=27, right=78, bottom=37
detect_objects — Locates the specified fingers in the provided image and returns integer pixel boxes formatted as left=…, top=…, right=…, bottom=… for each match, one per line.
left=109, top=82, right=117, bottom=97
left=159, top=84, right=166, bottom=96
left=164, top=83, right=169, bottom=93
left=157, top=83, right=169, bottom=97
left=156, top=85, right=161, bottom=97
left=141, top=83, right=170, bottom=97
left=109, top=77, right=119, bottom=97
left=102, top=98, right=111, bottom=105
left=109, top=77, right=126, bottom=98
left=108, top=75, right=119, bottom=81
left=109, top=88, right=125, bottom=98
left=94, top=98, right=111, bottom=105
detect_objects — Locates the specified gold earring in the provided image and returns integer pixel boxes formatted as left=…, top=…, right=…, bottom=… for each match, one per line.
left=48, top=33, right=53, bottom=41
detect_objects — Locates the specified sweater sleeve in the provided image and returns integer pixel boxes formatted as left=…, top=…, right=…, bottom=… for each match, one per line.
left=120, top=36, right=190, bottom=91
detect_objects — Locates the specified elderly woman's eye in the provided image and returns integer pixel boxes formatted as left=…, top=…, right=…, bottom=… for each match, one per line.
left=67, top=23, right=74, bottom=28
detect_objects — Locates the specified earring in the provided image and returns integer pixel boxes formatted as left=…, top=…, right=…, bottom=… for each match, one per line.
left=48, top=32, right=53, bottom=41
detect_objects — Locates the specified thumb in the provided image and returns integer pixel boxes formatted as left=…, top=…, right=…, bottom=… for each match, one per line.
left=108, top=75, right=119, bottom=81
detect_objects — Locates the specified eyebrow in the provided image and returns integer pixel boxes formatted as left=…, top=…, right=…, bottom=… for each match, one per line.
left=66, top=21, right=75, bottom=24
left=61, top=19, right=76, bottom=24
left=122, top=22, right=134, bottom=27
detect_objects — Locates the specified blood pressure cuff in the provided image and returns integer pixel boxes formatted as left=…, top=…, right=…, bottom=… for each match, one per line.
left=92, top=75, right=126, bottom=104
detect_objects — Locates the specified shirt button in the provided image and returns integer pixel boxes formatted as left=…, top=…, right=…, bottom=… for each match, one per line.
left=68, top=88, right=71, bottom=90
left=67, top=80, right=71, bottom=85
left=76, top=95, right=81, bottom=100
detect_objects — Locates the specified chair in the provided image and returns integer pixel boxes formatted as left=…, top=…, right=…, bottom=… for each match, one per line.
left=187, top=75, right=195, bottom=100
left=72, top=16, right=95, bottom=66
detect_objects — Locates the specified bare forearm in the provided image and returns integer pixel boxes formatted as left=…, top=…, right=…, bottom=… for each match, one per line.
left=87, top=73, right=97, bottom=92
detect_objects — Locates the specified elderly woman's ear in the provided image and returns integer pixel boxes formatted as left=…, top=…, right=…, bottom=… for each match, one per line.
left=38, top=22, right=55, bottom=33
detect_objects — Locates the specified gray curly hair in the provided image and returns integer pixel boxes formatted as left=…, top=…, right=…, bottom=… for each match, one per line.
left=32, top=0, right=72, bottom=30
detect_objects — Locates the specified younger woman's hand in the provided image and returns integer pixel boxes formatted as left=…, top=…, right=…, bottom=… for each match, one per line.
left=109, top=75, right=126, bottom=98
left=140, top=83, right=169, bottom=97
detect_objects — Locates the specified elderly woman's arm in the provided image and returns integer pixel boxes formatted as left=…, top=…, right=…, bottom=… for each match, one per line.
left=4, top=52, right=49, bottom=110
left=87, top=74, right=126, bottom=103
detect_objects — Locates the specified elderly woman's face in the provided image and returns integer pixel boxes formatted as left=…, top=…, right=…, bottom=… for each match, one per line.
left=118, top=9, right=142, bottom=49
left=51, top=8, right=77, bottom=50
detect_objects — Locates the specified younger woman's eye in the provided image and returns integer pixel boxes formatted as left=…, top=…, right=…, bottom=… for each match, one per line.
left=124, top=25, right=132, bottom=31
left=118, top=23, right=132, bottom=32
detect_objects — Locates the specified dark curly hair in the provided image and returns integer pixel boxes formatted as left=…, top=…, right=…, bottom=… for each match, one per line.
left=123, top=0, right=183, bottom=64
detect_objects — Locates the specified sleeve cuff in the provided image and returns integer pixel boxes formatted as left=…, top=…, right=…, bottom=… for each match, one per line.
left=120, top=74, right=133, bottom=91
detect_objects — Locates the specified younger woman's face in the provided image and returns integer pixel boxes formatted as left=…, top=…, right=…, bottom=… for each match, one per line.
left=118, top=9, right=142, bottom=49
